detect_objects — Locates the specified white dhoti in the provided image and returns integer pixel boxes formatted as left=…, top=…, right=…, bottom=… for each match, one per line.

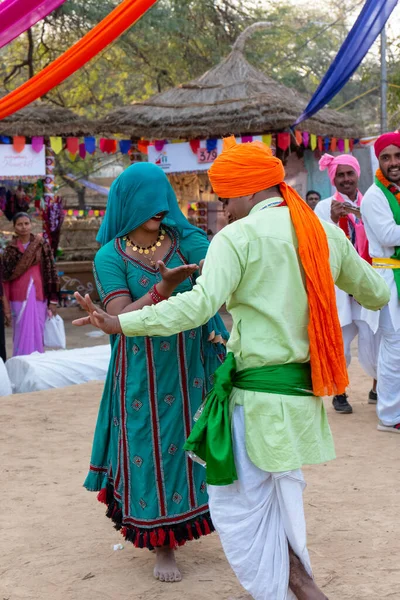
left=377, top=306, right=400, bottom=426
left=207, top=407, right=311, bottom=600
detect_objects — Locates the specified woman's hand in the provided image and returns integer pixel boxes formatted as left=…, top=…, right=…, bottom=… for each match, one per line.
left=72, top=293, right=122, bottom=335
left=157, top=260, right=198, bottom=297
left=4, top=311, right=11, bottom=327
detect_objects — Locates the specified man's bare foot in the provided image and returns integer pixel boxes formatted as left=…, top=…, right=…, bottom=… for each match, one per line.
left=153, top=546, right=182, bottom=582
left=289, top=548, right=328, bottom=600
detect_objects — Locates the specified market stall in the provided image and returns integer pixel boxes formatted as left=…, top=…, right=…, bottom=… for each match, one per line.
left=97, top=22, right=363, bottom=233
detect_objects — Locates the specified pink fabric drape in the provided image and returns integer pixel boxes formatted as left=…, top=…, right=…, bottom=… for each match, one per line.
left=0, top=0, right=67, bottom=50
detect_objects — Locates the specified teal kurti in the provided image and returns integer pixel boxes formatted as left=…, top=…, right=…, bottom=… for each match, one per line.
left=84, top=225, right=227, bottom=548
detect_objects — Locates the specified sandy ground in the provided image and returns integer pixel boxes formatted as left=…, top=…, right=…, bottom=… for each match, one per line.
left=1, top=327, right=400, bottom=599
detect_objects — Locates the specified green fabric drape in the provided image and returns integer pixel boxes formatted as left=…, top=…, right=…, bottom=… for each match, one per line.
left=184, top=353, right=314, bottom=486
left=375, top=177, right=400, bottom=298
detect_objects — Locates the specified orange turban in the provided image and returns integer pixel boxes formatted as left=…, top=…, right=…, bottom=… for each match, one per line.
left=209, top=136, right=348, bottom=397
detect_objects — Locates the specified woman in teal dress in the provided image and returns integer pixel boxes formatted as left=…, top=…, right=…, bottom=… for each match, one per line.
left=85, top=163, right=228, bottom=582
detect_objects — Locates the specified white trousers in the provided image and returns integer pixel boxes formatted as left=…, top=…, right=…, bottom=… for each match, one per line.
left=377, top=306, right=400, bottom=426
left=342, top=320, right=381, bottom=379
left=207, top=407, right=311, bottom=600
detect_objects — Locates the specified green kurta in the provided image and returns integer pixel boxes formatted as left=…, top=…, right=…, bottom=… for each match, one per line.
left=119, top=199, right=390, bottom=473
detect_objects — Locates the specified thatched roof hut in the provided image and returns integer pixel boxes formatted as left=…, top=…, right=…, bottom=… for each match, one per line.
left=0, top=103, right=97, bottom=137
left=98, top=22, right=362, bottom=140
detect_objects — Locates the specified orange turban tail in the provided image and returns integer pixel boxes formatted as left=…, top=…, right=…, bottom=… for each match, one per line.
left=209, top=136, right=348, bottom=397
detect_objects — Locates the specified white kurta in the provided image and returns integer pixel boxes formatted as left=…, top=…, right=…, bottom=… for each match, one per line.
left=315, top=195, right=379, bottom=377
left=361, top=183, right=400, bottom=426
left=361, top=183, right=400, bottom=332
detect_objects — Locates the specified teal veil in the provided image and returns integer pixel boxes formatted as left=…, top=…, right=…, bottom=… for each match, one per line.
left=97, top=163, right=204, bottom=246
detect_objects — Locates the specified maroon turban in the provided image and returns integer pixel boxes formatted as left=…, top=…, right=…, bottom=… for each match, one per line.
left=374, top=132, right=400, bottom=158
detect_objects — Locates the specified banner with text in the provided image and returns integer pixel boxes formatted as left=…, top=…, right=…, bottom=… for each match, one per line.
left=0, top=143, right=46, bottom=176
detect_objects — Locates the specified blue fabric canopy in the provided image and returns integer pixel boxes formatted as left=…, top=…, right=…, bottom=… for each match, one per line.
left=293, top=0, right=397, bottom=128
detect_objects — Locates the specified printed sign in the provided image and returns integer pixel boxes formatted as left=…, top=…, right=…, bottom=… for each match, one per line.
left=0, top=144, right=46, bottom=177
left=197, top=148, right=218, bottom=164
left=148, top=137, right=263, bottom=174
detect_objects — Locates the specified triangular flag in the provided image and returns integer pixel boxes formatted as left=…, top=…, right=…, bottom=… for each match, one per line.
left=349, top=139, right=354, bottom=151
left=242, top=135, right=253, bottom=143
left=189, top=139, right=200, bottom=154
left=31, top=136, right=44, bottom=153
left=295, top=131, right=302, bottom=146
left=317, top=136, right=323, bottom=151
left=324, top=137, right=330, bottom=151
left=337, top=139, right=345, bottom=152
left=330, top=137, right=337, bottom=152
left=206, top=139, right=217, bottom=152
left=66, top=137, right=79, bottom=155
left=0, top=135, right=11, bottom=144
left=84, top=137, right=96, bottom=154
left=344, top=139, right=350, bottom=152
left=277, top=132, right=290, bottom=151
left=79, top=143, right=87, bottom=159
left=155, top=140, right=166, bottom=151
left=137, top=140, right=149, bottom=154
left=302, top=132, right=309, bottom=148
left=262, top=134, right=272, bottom=147
left=13, top=136, right=25, bottom=153
left=119, top=139, right=132, bottom=154
left=50, top=136, right=63, bottom=154
left=310, top=134, right=317, bottom=151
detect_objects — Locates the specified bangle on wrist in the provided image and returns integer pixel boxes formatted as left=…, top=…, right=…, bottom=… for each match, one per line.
left=149, top=284, right=168, bottom=304
left=49, top=301, right=58, bottom=305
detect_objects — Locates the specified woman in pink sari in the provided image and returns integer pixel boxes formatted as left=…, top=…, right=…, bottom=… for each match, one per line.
left=3, top=213, right=59, bottom=356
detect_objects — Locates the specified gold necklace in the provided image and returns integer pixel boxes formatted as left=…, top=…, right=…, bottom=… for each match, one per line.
left=123, top=228, right=166, bottom=266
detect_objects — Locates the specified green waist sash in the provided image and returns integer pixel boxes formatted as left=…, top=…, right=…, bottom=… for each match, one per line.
left=183, top=352, right=314, bottom=486
left=375, top=177, right=400, bottom=298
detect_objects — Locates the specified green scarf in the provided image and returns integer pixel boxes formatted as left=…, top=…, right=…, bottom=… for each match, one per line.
left=183, top=352, right=314, bottom=486
left=375, top=176, right=400, bottom=298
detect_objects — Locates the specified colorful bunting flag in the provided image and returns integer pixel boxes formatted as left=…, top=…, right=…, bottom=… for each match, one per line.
left=337, top=139, right=345, bottom=152
left=13, top=135, right=25, bottom=153
left=66, top=137, right=79, bottom=155
left=84, top=136, right=96, bottom=154
left=79, top=143, right=86, bottom=160
left=295, top=131, right=302, bottom=146
left=277, top=132, right=290, bottom=151
left=31, top=136, right=44, bottom=153
left=310, top=134, right=317, bottom=151
left=262, top=134, right=272, bottom=147
left=206, top=139, right=217, bottom=152
left=119, top=139, right=132, bottom=154
left=331, top=137, right=337, bottom=152
left=344, top=138, right=350, bottom=152
left=50, top=136, right=62, bottom=154
left=189, top=139, right=201, bottom=154
left=324, top=136, right=330, bottom=151
left=302, top=132, right=309, bottom=148
left=317, top=136, right=323, bottom=151
left=155, top=139, right=166, bottom=151
left=242, top=135, right=253, bottom=143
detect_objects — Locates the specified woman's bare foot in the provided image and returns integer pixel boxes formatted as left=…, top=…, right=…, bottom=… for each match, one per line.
left=154, top=546, right=182, bottom=582
left=289, top=548, right=328, bottom=600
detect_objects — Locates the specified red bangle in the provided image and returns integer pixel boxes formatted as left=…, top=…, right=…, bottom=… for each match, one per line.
left=149, top=284, right=167, bottom=304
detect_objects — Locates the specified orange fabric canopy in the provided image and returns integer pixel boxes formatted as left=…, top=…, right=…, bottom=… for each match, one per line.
left=209, top=136, right=349, bottom=397
left=0, top=0, right=158, bottom=120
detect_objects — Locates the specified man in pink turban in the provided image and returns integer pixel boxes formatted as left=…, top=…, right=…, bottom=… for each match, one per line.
left=316, top=153, right=379, bottom=415
left=361, top=132, right=400, bottom=433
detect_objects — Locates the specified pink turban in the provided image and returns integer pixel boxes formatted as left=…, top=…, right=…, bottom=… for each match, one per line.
left=374, top=132, right=400, bottom=158
left=319, top=153, right=360, bottom=184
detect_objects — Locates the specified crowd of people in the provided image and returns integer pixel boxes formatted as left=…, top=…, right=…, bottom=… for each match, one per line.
left=1, top=131, right=400, bottom=599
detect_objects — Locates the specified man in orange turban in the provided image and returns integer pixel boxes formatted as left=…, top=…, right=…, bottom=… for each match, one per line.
left=72, top=137, right=389, bottom=600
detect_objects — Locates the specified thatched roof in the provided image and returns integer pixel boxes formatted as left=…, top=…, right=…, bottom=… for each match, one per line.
left=98, top=22, right=362, bottom=140
left=0, top=104, right=97, bottom=137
